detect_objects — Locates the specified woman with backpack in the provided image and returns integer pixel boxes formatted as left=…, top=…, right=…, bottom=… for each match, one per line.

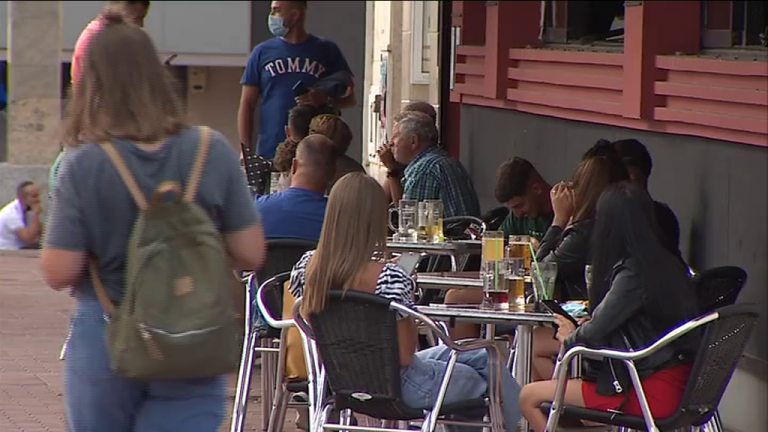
left=41, top=11, right=266, bottom=432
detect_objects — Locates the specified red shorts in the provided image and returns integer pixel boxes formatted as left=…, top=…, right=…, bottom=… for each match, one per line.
left=582, top=363, right=692, bottom=419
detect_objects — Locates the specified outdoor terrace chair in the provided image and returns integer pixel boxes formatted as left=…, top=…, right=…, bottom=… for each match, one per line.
left=231, top=238, right=316, bottom=432
left=292, top=290, right=508, bottom=432
left=692, top=266, right=747, bottom=314
left=241, top=143, right=271, bottom=196
left=542, top=303, right=761, bottom=432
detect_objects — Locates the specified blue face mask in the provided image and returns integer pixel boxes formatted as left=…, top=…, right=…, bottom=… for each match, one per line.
left=268, top=15, right=288, bottom=38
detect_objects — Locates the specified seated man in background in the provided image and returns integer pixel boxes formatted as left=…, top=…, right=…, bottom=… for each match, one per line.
left=273, top=104, right=336, bottom=191
left=379, top=100, right=439, bottom=202
left=0, top=181, right=43, bottom=250
left=309, top=113, right=366, bottom=192
left=495, top=157, right=554, bottom=242
left=255, top=135, right=337, bottom=242
left=445, top=157, right=554, bottom=340
left=383, top=111, right=480, bottom=218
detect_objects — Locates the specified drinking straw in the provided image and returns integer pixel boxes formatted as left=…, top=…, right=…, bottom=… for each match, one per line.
left=529, top=241, right=548, bottom=300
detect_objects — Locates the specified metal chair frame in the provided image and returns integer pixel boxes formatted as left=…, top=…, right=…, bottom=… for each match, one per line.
left=545, top=305, right=759, bottom=432
left=292, top=293, right=507, bottom=432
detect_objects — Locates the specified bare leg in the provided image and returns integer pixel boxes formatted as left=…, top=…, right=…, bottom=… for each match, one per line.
left=443, top=288, right=483, bottom=340
left=532, top=326, right=560, bottom=381
left=519, top=379, right=586, bottom=432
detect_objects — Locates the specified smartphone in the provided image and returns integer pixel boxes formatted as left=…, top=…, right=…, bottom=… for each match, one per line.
left=397, top=252, right=421, bottom=276
left=292, top=80, right=309, bottom=97
left=541, top=299, right=580, bottom=327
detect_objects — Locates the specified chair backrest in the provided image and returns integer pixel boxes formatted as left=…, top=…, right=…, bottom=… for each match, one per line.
left=255, top=239, right=316, bottom=338
left=241, top=143, right=271, bottom=195
left=255, top=272, right=291, bottom=329
left=306, top=290, right=403, bottom=408
left=256, top=238, right=318, bottom=284
left=693, top=266, right=748, bottom=313
left=674, top=303, right=760, bottom=426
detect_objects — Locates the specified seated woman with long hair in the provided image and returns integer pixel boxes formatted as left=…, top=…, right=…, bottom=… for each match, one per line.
left=519, top=182, right=701, bottom=431
left=289, top=172, right=522, bottom=431
left=531, top=156, right=624, bottom=381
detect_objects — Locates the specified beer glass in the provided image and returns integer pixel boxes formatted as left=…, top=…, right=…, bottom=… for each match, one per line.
left=388, top=200, right=418, bottom=242
left=424, top=200, right=444, bottom=243
left=504, top=257, right=526, bottom=308
left=481, top=231, right=505, bottom=307
left=507, top=235, right=533, bottom=275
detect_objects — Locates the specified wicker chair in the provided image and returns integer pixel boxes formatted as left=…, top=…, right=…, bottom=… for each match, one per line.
left=241, top=143, right=271, bottom=196
left=231, top=239, right=316, bottom=432
left=691, top=265, right=747, bottom=432
left=542, top=303, right=761, bottom=432
left=292, top=290, right=508, bottom=432
left=693, top=266, right=747, bottom=314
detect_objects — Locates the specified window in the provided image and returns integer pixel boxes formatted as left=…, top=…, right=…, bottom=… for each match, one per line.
left=703, top=0, right=768, bottom=49
left=543, top=0, right=626, bottom=46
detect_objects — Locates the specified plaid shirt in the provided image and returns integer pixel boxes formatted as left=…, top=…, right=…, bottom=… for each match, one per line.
left=402, top=146, right=481, bottom=218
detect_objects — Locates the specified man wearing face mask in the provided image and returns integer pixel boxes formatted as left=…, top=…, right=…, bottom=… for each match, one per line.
left=239, top=1, right=356, bottom=162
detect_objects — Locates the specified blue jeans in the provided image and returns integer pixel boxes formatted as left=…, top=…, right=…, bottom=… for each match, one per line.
left=400, top=345, right=522, bottom=431
left=65, top=298, right=227, bottom=432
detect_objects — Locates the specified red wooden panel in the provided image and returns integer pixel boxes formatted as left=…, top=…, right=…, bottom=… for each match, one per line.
left=655, top=107, right=768, bottom=135
left=509, top=49, right=623, bottom=66
left=457, top=45, right=485, bottom=57
left=506, top=88, right=623, bottom=115
left=508, top=68, right=624, bottom=91
left=514, top=60, right=623, bottom=79
left=664, top=70, right=768, bottom=91
left=705, top=0, right=731, bottom=30
left=515, top=81, right=623, bottom=103
left=455, top=63, right=485, bottom=77
left=655, top=81, right=768, bottom=106
left=657, top=56, right=768, bottom=77
left=663, top=96, right=768, bottom=120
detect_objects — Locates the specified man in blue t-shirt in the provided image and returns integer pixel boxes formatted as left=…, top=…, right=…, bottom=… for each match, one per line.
left=255, top=134, right=337, bottom=242
left=238, top=1, right=355, bottom=161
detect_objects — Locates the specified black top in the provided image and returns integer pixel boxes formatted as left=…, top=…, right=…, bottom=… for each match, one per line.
left=654, top=200, right=681, bottom=256
left=536, top=219, right=594, bottom=302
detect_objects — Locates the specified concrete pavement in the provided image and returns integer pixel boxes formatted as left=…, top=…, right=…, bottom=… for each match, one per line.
left=0, top=251, right=297, bottom=432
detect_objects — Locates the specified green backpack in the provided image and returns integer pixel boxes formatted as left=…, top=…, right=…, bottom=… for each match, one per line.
left=91, top=127, right=240, bottom=381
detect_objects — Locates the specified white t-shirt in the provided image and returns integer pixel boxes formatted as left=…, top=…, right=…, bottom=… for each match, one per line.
left=0, top=199, right=27, bottom=250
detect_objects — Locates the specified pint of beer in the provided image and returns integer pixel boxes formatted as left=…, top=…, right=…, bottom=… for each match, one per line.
left=507, top=235, right=533, bottom=274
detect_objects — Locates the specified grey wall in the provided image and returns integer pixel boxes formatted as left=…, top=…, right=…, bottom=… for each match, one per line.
left=460, top=105, right=768, bottom=365
left=60, top=1, right=251, bottom=55
left=0, top=1, right=7, bottom=49
left=249, top=0, right=366, bottom=163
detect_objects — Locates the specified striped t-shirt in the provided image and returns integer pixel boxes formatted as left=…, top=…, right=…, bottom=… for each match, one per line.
left=289, top=250, right=416, bottom=319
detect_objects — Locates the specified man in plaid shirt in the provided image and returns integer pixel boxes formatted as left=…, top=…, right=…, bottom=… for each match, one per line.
left=381, top=110, right=480, bottom=218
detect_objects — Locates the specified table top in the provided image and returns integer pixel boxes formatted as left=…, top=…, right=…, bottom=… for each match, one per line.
left=385, top=239, right=482, bottom=254
left=416, top=304, right=556, bottom=325
left=417, top=272, right=533, bottom=288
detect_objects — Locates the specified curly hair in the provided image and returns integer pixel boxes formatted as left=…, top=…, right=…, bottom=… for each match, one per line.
left=273, top=139, right=300, bottom=173
left=309, top=114, right=352, bottom=156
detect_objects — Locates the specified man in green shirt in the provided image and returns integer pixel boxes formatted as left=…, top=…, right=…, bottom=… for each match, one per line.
left=495, top=157, right=554, bottom=242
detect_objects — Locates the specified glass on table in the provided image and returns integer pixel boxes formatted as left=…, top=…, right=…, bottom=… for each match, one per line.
left=503, top=257, right=526, bottom=308
left=482, top=231, right=505, bottom=263
left=424, top=200, right=444, bottom=243
left=507, top=235, right=533, bottom=275
left=532, top=261, right=557, bottom=301
left=388, top=200, right=418, bottom=242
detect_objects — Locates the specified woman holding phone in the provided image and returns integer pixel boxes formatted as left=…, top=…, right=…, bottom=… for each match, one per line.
left=519, top=182, right=700, bottom=431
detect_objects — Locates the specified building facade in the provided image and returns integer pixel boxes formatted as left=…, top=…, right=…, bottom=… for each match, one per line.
left=445, top=2, right=766, bottom=430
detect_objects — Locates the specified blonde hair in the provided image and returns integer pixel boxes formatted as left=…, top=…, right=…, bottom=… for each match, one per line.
left=302, top=172, right=388, bottom=315
left=309, top=114, right=352, bottom=156
left=61, top=11, right=185, bottom=146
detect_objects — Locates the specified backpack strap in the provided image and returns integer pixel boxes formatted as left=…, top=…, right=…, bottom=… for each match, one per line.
left=101, top=143, right=149, bottom=211
left=183, top=126, right=211, bottom=204
left=89, top=260, right=115, bottom=315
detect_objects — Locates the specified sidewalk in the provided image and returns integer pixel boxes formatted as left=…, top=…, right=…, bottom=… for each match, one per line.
left=0, top=252, right=297, bottom=431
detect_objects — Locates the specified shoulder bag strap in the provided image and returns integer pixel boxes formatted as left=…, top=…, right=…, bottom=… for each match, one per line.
left=101, top=142, right=149, bottom=211
left=183, top=126, right=211, bottom=204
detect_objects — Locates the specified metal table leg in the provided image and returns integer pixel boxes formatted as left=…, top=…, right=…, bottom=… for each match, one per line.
left=513, top=326, right=533, bottom=432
